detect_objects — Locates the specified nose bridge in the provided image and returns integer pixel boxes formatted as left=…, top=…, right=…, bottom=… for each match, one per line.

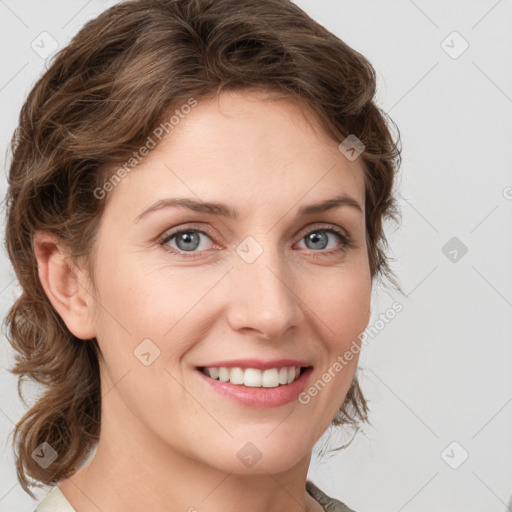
left=228, top=234, right=301, bottom=339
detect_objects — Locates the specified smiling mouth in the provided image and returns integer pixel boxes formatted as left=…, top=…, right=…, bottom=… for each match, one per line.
left=197, top=366, right=311, bottom=388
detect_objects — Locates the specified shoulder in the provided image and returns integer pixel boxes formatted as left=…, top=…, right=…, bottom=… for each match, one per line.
left=306, top=480, right=358, bottom=512
left=34, top=486, right=76, bottom=512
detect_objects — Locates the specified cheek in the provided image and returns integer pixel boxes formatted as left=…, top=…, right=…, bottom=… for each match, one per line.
left=92, top=258, right=220, bottom=360
left=310, top=266, right=371, bottom=350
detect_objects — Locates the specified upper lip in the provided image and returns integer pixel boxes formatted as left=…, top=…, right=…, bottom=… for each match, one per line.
left=197, top=359, right=312, bottom=370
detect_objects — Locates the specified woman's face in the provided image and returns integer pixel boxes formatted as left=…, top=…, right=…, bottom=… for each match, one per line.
left=86, top=89, right=371, bottom=474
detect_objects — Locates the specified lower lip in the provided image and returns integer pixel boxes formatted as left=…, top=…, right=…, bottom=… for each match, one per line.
left=196, top=367, right=313, bottom=408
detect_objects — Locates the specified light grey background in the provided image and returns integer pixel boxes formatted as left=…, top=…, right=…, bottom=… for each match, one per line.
left=1, top=1, right=511, bottom=511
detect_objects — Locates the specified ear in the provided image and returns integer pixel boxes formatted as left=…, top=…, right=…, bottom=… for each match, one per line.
left=33, top=231, right=97, bottom=340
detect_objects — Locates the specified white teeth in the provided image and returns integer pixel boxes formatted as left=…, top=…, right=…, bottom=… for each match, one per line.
left=279, top=367, right=288, bottom=385
left=218, top=367, right=230, bottom=382
left=201, top=366, right=304, bottom=388
left=262, top=369, right=279, bottom=388
left=244, top=368, right=262, bottom=387
left=230, top=367, right=244, bottom=385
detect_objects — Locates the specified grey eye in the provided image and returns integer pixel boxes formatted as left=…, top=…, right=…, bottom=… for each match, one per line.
left=165, top=230, right=213, bottom=252
left=174, top=232, right=201, bottom=251
left=304, top=231, right=329, bottom=251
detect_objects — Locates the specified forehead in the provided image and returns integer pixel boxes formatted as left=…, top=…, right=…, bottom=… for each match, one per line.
left=102, top=89, right=366, bottom=218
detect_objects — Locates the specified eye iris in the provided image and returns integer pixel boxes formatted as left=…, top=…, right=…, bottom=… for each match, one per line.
left=305, top=231, right=328, bottom=250
left=176, top=232, right=200, bottom=251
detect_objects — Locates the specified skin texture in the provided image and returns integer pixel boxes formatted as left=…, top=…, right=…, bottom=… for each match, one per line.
left=34, top=89, right=372, bottom=512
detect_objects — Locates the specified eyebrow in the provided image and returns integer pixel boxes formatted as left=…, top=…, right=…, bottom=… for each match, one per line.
left=134, top=194, right=363, bottom=223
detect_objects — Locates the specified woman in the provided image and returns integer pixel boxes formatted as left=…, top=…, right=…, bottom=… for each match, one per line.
left=3, top=0, right=402, bottom=510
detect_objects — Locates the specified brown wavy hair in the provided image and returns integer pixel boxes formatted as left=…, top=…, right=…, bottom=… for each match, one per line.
left=2, top=0, right=402, bottom=498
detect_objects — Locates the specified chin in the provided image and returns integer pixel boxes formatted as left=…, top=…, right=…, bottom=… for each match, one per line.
left=188, top=431, right=312, bottom=475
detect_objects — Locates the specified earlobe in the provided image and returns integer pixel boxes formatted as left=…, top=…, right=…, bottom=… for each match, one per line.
left=33, top=231, right=97, bottom=340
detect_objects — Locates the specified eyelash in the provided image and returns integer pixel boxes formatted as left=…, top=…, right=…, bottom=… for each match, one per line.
left=157, top=223, right=353, bottom=260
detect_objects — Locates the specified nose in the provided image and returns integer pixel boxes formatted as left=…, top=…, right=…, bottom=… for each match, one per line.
left=226, top=241, right=303, bottom=340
